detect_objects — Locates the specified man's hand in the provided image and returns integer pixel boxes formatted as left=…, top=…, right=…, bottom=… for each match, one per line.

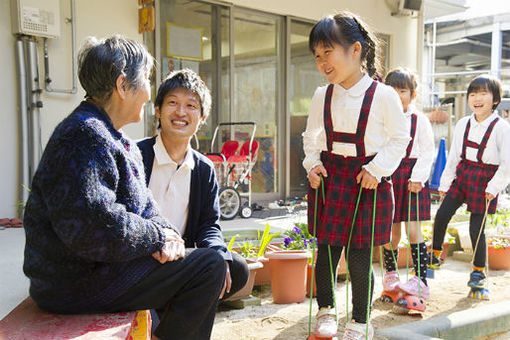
left=307, top=165, right=327, bottom=189
left=219, top=261, right=231, bottom=299
left=408, top=181, right=423, bottom=193
left=486, top=192, right=495, bottom=201
left=356, top=168, right=378, bottom=190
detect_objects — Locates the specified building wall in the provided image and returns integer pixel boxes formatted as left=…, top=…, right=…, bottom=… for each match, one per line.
left=0, top=0, right=144, bottom=218
left=0, top=0, right=419, bottom=218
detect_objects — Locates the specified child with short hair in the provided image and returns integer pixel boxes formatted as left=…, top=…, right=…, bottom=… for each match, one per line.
left=431, top=74, right=510, bottom=294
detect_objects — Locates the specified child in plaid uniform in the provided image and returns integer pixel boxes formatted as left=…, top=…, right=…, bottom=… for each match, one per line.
left=303, top=12, right=410, bottom=340
left=432, top=75, right=510, bottom=291
left=380, top=68, right=435, bottom=300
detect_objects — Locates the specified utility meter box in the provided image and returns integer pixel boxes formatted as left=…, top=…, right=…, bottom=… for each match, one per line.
left=11, top=0, right=61, bottom=38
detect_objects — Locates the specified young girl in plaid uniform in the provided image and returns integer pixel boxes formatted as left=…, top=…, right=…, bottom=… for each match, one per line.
left=380, top=68, right=435, bottom=300
left=303, top=12, right=410, bottom=340
left=431, top=75, right=510, bottom=292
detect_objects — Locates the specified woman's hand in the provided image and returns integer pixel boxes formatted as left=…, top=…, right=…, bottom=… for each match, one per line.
left=485, top=192, right=495, bottom=201
left=308, top=165, right=327, bottom=189
left=439, top=191, right=446, bottom=199
left=408, top=181, right=423, bottom=193
left=219, top=262, right=232, bottom=299
left=356, top=168, right=378, bottom=190
left=153, top=228, right=185, bottom=264
left=152, top=240, right=185, bottom=264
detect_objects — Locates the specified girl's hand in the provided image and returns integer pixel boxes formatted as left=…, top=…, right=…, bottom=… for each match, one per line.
left=486, top=192, right=495, bottom=201
left=408, top=181, right=423, bottom=193
left=439, top=191, right=446, bottom=199
left=308, top=165, right=328, bottom=189
left=356, top=168, right=378, bottom=190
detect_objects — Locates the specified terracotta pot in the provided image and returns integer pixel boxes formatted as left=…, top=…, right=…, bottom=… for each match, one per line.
left=488, top=246, right=510, bottom=270
left=253, top=257, right=271, bottom=286
left=225, top=260, right=263, bottom=301
left=266, top=250, right=311, bottom=304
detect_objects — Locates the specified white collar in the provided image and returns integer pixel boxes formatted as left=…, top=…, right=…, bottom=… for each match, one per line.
left=153, top=134, right=195, bottom=170
left=469, top=111, right=499, bottom=128
left=335, top=73, right=373, bottom=97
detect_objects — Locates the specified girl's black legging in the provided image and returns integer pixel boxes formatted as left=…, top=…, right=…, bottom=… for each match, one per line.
left=433, top=194, right=487, bottom=268
left=315, top=244, right=373, bottom=324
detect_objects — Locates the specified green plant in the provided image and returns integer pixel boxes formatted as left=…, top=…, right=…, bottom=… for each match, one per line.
left=487, top=237, right=510, bottom=250
left=257, top=223, right=280, bottom=257
left=17, top=184, right=31, bottom=209
left=237, top=241, right=257, bottom=258
left=486, top=208, right=510, bottom=230
left=227, top=234, right=238, bottom=251
left=282, top=223, right=316, bottom=251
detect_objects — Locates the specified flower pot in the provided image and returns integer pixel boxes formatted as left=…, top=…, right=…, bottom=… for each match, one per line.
left=488, top=246, right=510, bottom=270
left=266, top=250, right=311, bottom=304
left=253, top=256, right=271, bottom=286
left=224, top=260, right=263, bottom=301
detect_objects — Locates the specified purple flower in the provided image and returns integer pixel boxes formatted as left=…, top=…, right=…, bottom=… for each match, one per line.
left=284, top=237, right=292, bottom=246
left=303, top=239, right=308, bottom=247
left=293, top=226, right=301, bottom=234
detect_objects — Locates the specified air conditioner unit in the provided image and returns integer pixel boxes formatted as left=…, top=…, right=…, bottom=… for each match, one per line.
left=11, top=0, right=61, bottom=38
left=393, top=0, right=422, bottom=16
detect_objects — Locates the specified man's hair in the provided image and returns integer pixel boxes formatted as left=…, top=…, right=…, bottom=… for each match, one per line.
left=155, top=69, right=211, bottom=119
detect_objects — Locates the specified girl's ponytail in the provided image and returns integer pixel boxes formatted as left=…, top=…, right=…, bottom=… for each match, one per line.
left=309, top=11, right=382, bottom=79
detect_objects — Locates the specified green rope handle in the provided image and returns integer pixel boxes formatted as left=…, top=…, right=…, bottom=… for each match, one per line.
left=406, top=191, right=412, bottom=282
left=365, top=188, right=377, bottom=339
left=416, top=191, right=422, bottom=298
left=307, top=177, right=338, bottom=337
left=307, top=182, right=320, bottom=336
left=328, top=245, right=338, bottom=320
left=389, top=242, right=400, bottom=280
left=345, top=186, right=363, bottom=322
left=471, top=198, right=490, bottom=288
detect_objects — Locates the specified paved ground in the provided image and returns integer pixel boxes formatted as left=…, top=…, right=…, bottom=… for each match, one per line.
left=0, top=228, right=29, bottom=319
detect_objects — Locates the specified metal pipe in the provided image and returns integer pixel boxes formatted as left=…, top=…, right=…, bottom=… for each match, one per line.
left=15, top=38, right=30, bottom=214
left=44, top=0, right=77, bottom=94
left=26, top=38, right=43, bottom=177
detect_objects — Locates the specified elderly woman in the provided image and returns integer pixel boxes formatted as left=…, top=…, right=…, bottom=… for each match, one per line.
left=23, top=35, right=225, bottom=340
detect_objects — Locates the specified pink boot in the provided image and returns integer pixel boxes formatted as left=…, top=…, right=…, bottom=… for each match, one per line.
left=383, top=271, right=400, bottom=292
left=397, top=276, right=429, bottom=300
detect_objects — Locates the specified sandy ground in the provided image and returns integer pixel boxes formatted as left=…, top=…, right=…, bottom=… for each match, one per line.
left=212, top=259, right=510, bottom=340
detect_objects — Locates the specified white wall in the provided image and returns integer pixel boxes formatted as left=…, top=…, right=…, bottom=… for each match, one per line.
left=0, top=0, right=145, bottom=219
left=0, top=0, right=19, bottom=219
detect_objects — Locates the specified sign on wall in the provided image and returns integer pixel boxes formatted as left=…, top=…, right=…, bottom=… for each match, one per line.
left=166, top=22, right=203, bottom=60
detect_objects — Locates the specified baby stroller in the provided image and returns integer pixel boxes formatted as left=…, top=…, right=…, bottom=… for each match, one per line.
left=205, top=122, right=259, bottom=220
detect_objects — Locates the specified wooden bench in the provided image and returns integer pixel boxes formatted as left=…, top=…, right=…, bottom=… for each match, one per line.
left=0, top=297, right=150, bottom=340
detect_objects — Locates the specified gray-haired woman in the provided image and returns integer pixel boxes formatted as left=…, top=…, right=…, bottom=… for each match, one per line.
left=23, top=35, right=225, bottom=340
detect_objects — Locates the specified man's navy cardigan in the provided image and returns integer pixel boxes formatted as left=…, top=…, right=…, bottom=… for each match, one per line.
left=137, top=137, right=232, bottom=262
left=23, top=102, right=173, bottom=313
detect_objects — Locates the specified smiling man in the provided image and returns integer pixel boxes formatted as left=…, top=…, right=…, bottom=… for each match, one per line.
left=137, top=69, right=248, bottom=334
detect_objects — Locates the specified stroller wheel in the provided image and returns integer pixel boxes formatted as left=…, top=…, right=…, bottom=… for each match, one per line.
left=240, top=204, right=252, bottom=219
left=219, top=186, right=241, bottom=220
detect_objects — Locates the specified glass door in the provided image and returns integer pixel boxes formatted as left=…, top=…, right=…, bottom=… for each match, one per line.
left=232, top=9, right=281, bottom=194
left=288, top=20, right=324, bottom=196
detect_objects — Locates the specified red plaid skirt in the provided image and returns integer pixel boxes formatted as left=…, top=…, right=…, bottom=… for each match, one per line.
left=448, top=159, right=498, bottom=214
left=307, top=152, right=394, bottom=248
left=392, top=158, right=431, bottom=222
